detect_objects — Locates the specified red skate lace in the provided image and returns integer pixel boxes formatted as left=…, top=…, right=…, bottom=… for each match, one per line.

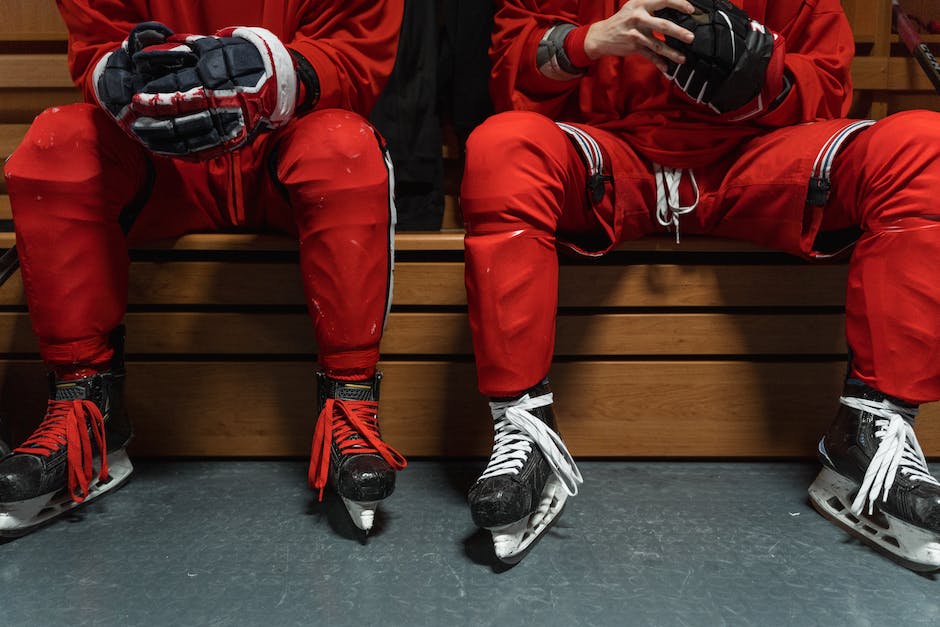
left=308, top=398, right=407, bottom=500
left=13, top=399, right=109, bottom=503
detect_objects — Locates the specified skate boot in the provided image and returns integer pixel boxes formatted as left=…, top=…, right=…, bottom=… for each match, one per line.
left=808, top=382, right=940, bottom=571
left=308, top=371, right=406, bottom=533
left=0, top=331, right=134, bottom=538
left=468, top=379, right=583, bottom=564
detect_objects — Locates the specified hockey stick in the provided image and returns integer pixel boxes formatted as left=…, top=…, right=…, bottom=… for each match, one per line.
left=893, top=0, right=940, bottom=94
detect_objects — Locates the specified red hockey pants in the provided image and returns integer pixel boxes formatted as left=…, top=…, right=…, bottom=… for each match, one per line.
left=3, top=104, right=394, bottom=379
left=462, top=110, right=940, bottom=404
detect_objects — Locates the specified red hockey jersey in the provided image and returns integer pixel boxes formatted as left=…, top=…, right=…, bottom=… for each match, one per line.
left=490, top=0, right=855, bottom=167
left=56, top=0, right=404, bottom=116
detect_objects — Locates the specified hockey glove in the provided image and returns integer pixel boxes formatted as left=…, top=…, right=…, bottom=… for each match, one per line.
left=93, top=22, right=185, bottom=121
left=655, top=0, right=778, bottom=114
left=128, top=27, right=298, bottom=160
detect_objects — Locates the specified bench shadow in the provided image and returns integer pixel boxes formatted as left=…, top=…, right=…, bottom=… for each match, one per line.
left=0, top=288, right=51, bottom=448
left=0, top=357, right=46, bottom=449
left=544, top=239, right=848, bottom=464
left=708, top=242, right=848, bottom=462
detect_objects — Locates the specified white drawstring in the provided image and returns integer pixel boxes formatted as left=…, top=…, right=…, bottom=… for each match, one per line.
left=480, top=392, right=583, bottom=497
left=840, top=395, right=939, bottom=516
left=654, top=164, right=700, bottom=243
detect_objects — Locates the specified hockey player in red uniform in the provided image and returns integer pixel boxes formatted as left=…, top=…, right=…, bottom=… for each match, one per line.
left=0, top=0, right=406, bottom=535
left=463, top=0, right=940, bottom=567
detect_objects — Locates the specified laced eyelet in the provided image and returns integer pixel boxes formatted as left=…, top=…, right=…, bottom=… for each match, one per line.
left=840, top=395, right=939, bottom=516
left=14, top=399, right=109, bottom=503
left=481, top=392, right=583, bottom=497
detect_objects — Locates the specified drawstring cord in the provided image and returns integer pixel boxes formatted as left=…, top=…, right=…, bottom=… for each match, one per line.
left=654, top=164, right=699, bottom=243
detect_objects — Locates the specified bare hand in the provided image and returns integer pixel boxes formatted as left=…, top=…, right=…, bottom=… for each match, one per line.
left=584, top=0, right=696, bottom=73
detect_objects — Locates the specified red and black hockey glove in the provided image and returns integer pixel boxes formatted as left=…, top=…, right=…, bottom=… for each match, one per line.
left=656, top=0, right=783, bottom=115
left=126, top=27, right=302, bottom=160
left=93, top=22, right=185, bottom=123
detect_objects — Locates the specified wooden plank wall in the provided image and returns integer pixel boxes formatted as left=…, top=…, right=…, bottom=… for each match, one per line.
left=0, top=1, right=939, bottom=459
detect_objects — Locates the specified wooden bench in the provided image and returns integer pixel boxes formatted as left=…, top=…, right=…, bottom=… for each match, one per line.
left=1, top=1, right=939, bottom=458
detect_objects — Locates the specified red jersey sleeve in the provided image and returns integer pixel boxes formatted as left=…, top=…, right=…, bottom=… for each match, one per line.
left=287, top=0, right=404, bottom=116
left=757, top=0, right=854, bottom=125
left=490, top=0, right=584, bottom=116
left=55, top=0, right=148, bottom=103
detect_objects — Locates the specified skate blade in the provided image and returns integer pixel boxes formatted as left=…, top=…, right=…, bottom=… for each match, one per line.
left=341, top=497, right=379, bottom=533
left=0, top=449, right=133, bottom=539
left=489, top=475, right=569, bottom=564
left=809, top=466, right=940, bottom=572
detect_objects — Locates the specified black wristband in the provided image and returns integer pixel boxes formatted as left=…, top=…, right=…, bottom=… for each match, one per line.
left=536, top=23, right=587, bottom=81
left=768, top=70, right=793, bottom=110
left=288, top=48, right=321, bottom=114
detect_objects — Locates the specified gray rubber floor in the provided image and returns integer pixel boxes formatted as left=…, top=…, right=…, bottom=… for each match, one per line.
left=1, top=460, right=939, bottom=626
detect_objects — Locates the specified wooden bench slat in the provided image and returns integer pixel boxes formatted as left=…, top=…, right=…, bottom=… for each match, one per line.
left=553, top=311, right=846, bottom=355
left=0, top=2, right=883, bottom=46
left=0, top=55, right=72, bottom=89
left=1, top=2, right=67, bottom=41
left=885, top=56, right=940, bottom=91
left=0, top=124, right=30, bottom=161
left=842, top=0, right=875, bottom=41
left=0, top=359, right=936, bottom=457
left=559, top=264, right=849, bottom=307
left=1, top=52, right=916, bottom=91
left=0, top=203, right=468, bottom=250
left=851, top=56, right=940, bottom=92
left=0, top=32, right=65, bottom=42
left=0, top=196, right=463, bottom=236
left=0, top=225, right=773, bottom=254
left=0, top=90, right=81, bottom=123
left=0, top=196, right=788, bottom=254
left=0, top=261, right=848, bottom=307
left=0, top=311, right=847, bottom=356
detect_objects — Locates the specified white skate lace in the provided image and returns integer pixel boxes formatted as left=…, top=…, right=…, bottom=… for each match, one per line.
left=840, top=395, right=940, bottom=516
left=479, top=392, right=583, bottom=496
left=654, top=165, right=699, bottom=244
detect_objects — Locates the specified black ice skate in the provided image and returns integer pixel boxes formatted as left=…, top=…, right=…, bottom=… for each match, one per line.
left=468, top=379, right=583, bottom=564
left=808, top=382, right=940, bottom=571
left=308, top=372, right=406, bottom=533
left=0, top=338, right=133, bottom=538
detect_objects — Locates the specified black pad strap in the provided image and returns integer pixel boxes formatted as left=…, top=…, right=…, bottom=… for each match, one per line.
left=289, top=48, right=321, bottom=114
left=536, top=23, right=586, bottom=81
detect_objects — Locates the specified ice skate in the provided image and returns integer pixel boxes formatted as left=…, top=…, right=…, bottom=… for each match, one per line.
left=0, top=333, right=134, bottom=538
left=308, top=372, right=406, bottom=533
left=468, top=379, right=583, bottom=564
left=808, top=382, right=940, bottom=571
